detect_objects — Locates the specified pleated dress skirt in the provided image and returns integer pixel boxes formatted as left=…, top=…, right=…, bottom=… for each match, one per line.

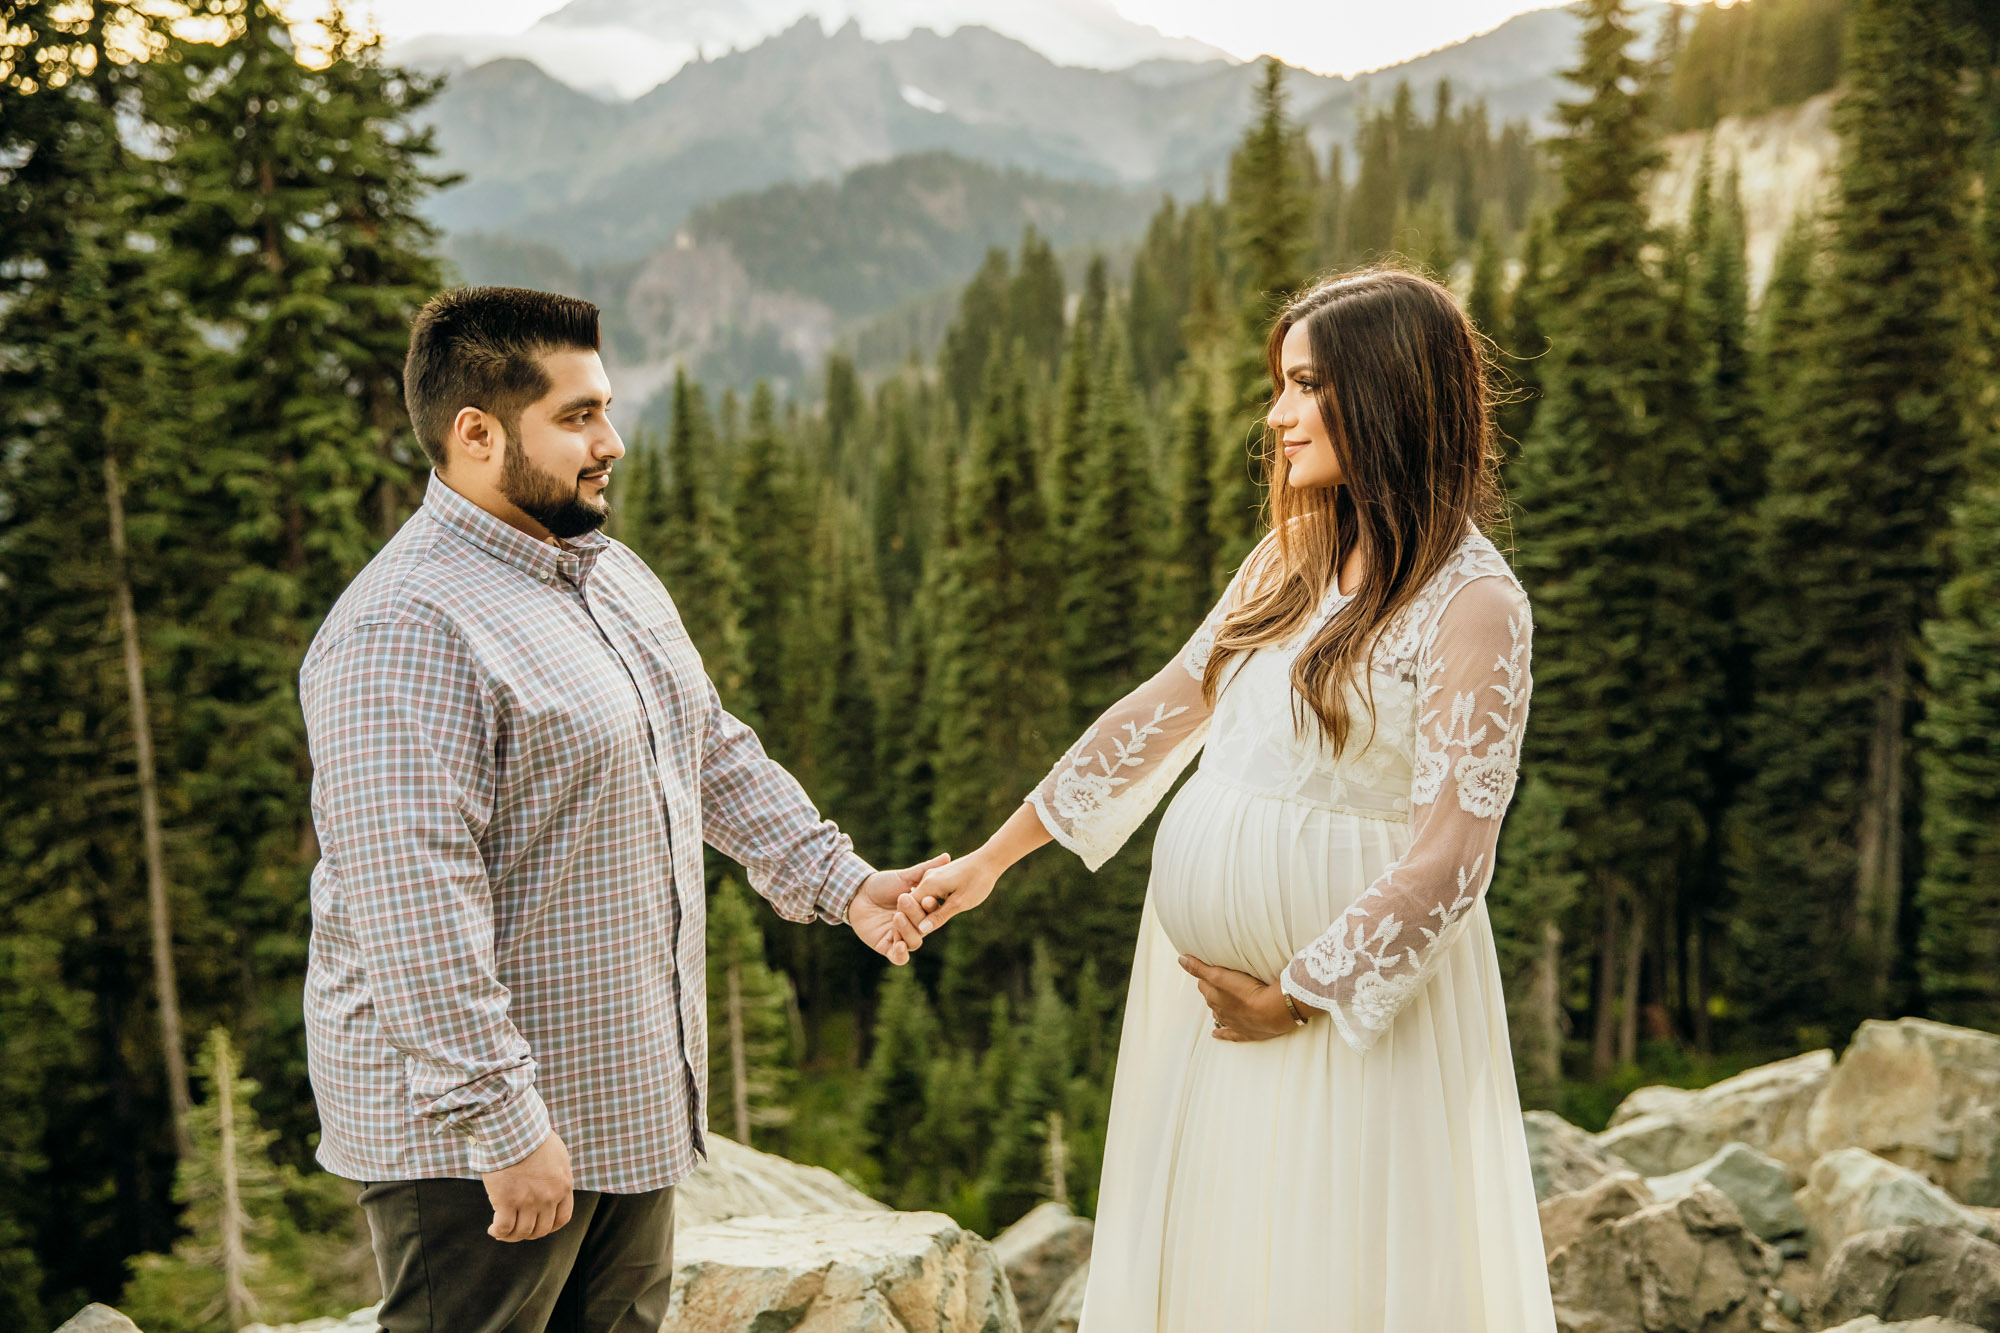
left=1076, top=766, right=1560, bottom=1332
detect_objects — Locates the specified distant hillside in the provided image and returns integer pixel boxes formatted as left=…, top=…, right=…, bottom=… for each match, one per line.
left=412, top=5, right=1667, bottom=267
left=685, top=151, right=1155, bottom=320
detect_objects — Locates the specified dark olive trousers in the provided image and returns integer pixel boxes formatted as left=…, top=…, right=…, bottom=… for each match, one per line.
left=358, top=1178, right=675, bottom=1333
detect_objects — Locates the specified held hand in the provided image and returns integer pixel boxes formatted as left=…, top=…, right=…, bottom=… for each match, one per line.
left=1178, top=955, right=1320, bottom=1041
left=848, top=854, right=951, bottom=965
left=482, top=1129, right=574, bottom=1242
left=903, top=852, right=1002, bottom=935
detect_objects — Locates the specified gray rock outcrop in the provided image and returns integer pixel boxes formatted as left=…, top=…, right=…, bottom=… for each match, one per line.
left=1811, top=1225, right=2000, bottom=1331
left=666, top=1209, right=1020, bottom=1332
left=1596, top=1049, right=1832, bottom=1178
left=675, top=1132, right=887, bottom=1230
left=53, top=1309, right=143, bottom=1333
left=991, top=1202, right=1092, bottom=1331
left=1807, top=1017, right=2000, bottom=1207
left=1796, top=1147, right=1998, bottom=1266
left=1644, top=1142, right=1807, bottom=1242
left=1824, top=1312, right=1992, bottom=1320
left=1524, top=1109, right=1626, bottom=1202
left=1030, top=1262, right=1087, bottom=1333
left=1545, top=1181, right=1780, bottom=1333
left=1537, top=1170, right=1652, bottom=1260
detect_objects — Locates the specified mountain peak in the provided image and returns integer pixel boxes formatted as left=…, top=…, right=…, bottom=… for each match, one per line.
left=392, top=0, right=1235, bottom=100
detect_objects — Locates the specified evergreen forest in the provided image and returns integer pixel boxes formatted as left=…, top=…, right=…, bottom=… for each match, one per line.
left=2, top=0, right=1998, bottom=1326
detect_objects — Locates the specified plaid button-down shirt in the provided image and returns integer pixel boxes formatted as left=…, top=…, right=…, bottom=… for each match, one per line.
left=300, top=471, right=871, bottom=1192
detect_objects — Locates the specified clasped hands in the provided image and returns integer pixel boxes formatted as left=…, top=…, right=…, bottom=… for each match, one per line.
left=871, top=849, right=1319, bottom=1041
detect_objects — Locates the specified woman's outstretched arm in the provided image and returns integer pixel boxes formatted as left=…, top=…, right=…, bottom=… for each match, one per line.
left=911, top=536, right=1277, bottom=931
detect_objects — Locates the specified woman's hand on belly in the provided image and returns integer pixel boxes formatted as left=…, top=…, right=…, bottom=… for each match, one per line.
left=1179, top=954, right=1325, bottom=1041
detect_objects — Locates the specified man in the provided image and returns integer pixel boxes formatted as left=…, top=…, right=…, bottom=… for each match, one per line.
left=299, top=286, right=939, bottom=1332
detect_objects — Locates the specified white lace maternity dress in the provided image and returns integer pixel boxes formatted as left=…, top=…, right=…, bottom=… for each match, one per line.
left=1025, top=524, right=1557, bottom=1332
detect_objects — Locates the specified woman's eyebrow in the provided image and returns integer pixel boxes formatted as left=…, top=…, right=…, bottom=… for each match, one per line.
left=1282, top=361, right=1314, bottom=377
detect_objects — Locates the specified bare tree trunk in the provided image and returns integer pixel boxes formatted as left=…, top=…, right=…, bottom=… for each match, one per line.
left=1591, top=872, right=1620, bottom=1079
left=104, top=450, right=192, bottom=1158
left=1045, top=1110, right=1068, bottom=1209
left=728, top=962, right=749, bottom=1144
left=1855, top=642, right=1907, bottom=1014
left=1693, top=915, right=1713, bottom=1053
left=1525, top=919, right=1565, bottom=1102
left=1617, top=888, right=1644, bottom=1067
left=217, top=1039, right=255, bottom=1329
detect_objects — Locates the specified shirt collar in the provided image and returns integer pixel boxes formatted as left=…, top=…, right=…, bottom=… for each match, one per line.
left=423, top=470, right=609, bottom=590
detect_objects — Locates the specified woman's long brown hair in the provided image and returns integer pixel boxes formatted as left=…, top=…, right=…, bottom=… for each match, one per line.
left=1200, top=265, right=1503, bottom=752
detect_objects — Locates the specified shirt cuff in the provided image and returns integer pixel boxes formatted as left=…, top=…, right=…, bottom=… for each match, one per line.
left=816, top=849, right=876, bottom=926
left=450, top=1083, right=553, bottom=1173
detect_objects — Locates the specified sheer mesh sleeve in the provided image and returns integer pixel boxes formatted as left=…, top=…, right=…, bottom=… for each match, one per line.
left=1027, top=545, right=1271, bottom=872
left=1281, top=572, right=1533, bottom=1057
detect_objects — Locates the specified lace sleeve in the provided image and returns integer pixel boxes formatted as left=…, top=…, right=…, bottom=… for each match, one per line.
left=1281, top=572, right=1533, bottom=1056
left=1026, top=547, right=1269, bottom=872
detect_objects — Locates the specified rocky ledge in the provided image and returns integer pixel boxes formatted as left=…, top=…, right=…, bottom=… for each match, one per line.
left=54, top=1016, right=2000, bottom=1333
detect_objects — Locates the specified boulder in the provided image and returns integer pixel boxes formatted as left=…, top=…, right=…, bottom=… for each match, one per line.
left=666, top=1209, right=1021, bottom=1333
left=1645, top=1142, right=1807, bottom=1241
left=1796, top=1148, right=1997, bottom=1266
left=240, top=1309, right=379, bottom=1332
left=1596, top=1049, right=1833, bottom=1177
left=1810, top=1225, right=2000, bottom=1331
left=1807, top=1017, right=2000, bottom=1206
left=991, top=1203, right=1092, bottom=1332
left=1546, top=1181, right=1780, bottom=1333
left=675, top=1132, right=887, bottom=1230
left=1537, top=1171, right=1652, bottom=1260
left=1824, top=1312, right=1992, bottom=1320
left=1524, top=1110, right=1627, bottom=1202
left=1030, top=1263, right=1087, bottom=1333
left=53, top=1309, right=143, bottom=1333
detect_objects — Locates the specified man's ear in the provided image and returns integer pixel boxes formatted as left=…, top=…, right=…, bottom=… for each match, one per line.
left=450, top=405, right=503, bottom=468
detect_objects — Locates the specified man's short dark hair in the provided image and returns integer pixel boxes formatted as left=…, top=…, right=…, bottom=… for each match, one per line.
left=404, top=287, right=601, bottom=469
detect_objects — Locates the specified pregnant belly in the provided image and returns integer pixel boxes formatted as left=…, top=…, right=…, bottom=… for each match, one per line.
left=1151, top=769, right=1409, bottom=984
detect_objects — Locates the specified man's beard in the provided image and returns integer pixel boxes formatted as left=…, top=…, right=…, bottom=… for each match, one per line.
left=500, top=430, right=607, bottom=539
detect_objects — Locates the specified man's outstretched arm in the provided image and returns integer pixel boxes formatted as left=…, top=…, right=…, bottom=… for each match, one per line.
left=694, top=675, right=934, bottom=961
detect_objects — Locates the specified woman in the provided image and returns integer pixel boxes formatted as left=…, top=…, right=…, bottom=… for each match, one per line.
left=909, top=266, right=1557, bottom=1330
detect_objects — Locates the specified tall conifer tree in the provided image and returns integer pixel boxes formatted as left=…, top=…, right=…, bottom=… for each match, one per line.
left=1729, top=0, right=1976, bottom=1030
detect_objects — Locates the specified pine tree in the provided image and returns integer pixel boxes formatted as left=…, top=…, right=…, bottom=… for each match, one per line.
left=1008, top=227, right=1067, bottom=375
left=0, top=2, right=202, bottom=1204
left=706, top=879, right=798, bottom=1147
left=1488, top=778, right=1584, bottom=1105
left=1212, top=57, right=1313, bottom=576
left=150, top=3, right=449, bottom=1153
left=940, top=247, right=1013, bottom=426
left=927, top=344, right=1071, bottom=1013
left=1077, top=254, right=1111, bottom=353
left=1496, top=216, right=1552, bottom=456
left=1126, top=198, right=1189, bottom=393
left=1161, top=376, right=1222, bottom=642
left=1466, top=220, right=1509, bottom=341
left=926, top=345, right=1067, bottom=938
left=732, top=382, right=811, bottom=737
left=1914, top=148, right=2000, bottom=1031
left=1044, top=311, right=1097, bottom=539
left=1729, top=0, right=1977, bottom=1032
left=121, top=1031, right=303, bottom=1333
left=656, top=370, right=751, bottom=709
left=1510, top=0, right=1721, bottom=1074
left=1062, top=320, right=1165, bottom=723
left=860, top=966, right=939, bottom=1208
left=982, top=945, right=1075, bottom=1227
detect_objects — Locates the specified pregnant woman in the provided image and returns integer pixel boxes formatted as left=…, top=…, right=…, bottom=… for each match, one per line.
left=910, top=266, right=1558, bottom=1330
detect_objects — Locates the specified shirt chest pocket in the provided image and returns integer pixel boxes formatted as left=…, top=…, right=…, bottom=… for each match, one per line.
left=642, top=621, right=713, bottom=743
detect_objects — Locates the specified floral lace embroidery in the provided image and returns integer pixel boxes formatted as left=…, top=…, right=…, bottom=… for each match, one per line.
left=1049, top=702, right=1191, bottom=824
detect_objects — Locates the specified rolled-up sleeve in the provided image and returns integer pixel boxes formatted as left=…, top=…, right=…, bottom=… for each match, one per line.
left=694, top=675, right=874, bottom=925
left=302, top=619, right=550, bottom=1172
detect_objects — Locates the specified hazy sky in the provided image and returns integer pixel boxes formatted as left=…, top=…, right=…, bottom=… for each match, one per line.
left=346, top=0, right=1557, bottom=77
